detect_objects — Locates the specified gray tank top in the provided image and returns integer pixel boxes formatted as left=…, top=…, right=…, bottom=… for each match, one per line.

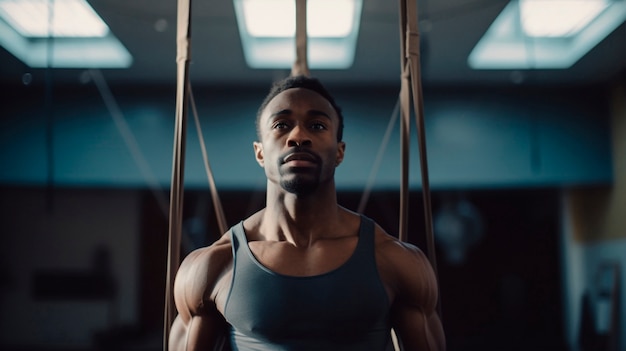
left=223, top=215, right=391, bottom=351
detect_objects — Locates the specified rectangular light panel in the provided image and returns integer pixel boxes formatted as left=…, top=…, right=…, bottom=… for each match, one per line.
left=0, top=0, right=132, bottom=68
left=234, top=0, right=362, bottom=69
left=520, top=0, right=609, bottom=37
left=0, top=0, right=108, bottom=37
left=468, top=0, right=626, bottom=69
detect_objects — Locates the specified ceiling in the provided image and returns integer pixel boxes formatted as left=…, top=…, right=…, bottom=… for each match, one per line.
left=0, top=0, right=625, bottom=88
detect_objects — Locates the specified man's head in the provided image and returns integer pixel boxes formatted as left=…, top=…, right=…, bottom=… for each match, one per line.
left=256, top=75, right=344, bottom=142
left=253, top=76, right=346, bottom=196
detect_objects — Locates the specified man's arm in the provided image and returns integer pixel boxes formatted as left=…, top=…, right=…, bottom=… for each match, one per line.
left=169, top=310, right=226, bottom=351
left=168, top=242, right=232, bottom=351
left=389, top=242, right=445, bottom=351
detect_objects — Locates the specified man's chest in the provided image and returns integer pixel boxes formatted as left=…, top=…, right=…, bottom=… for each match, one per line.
left=246, top=238, right=358, bottom=277
left=222, top=242, right=392, bottom=346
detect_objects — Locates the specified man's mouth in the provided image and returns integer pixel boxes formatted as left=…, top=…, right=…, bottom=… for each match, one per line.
left=283, top=152, right=317, bottom=164
left=281, top=149, right=320, bottom=166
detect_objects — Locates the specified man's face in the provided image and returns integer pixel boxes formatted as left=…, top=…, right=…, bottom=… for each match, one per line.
left=253, top=88, right=345, bottom=196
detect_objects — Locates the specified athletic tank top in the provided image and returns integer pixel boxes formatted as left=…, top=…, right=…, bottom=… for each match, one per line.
left=223, top=215, right=391, bottom=351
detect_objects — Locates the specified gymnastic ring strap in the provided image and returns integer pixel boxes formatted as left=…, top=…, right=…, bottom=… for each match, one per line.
left=188, top=84, right=229, bottom=235
left=398, top=0, right=441, bottom=316
left=405, top=0, right=438, bottom=284
left=164, top=0, right=192, bottom=349
left=292, top=0, right=310, bottom=77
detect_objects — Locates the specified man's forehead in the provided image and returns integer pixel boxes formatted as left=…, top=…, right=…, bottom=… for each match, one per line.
left=263, top=88, right=335, bottom=116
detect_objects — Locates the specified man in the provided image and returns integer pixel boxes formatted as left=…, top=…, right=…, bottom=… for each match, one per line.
left=169, top=76, right=445, bottom=350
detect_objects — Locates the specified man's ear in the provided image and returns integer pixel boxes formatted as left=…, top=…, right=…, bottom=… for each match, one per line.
left=335, top=141, right=346, bottom=167
left=253, top=141, right=264, bottom=167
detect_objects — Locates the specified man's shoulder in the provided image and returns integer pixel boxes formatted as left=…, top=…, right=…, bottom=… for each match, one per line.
left=373, top=224, right=421, bottom=254
left=178, top=234, right=234, bottom=281
left=173, top=233, right=235, bottom=315
left=373, top=224, right=432, bottom=274
left=372, top=225, right=438, bottom=309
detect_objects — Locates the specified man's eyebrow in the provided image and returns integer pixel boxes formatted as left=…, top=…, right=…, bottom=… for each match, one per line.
left=307, top=109, right=331, bottom=120
left=269, top=109, right=292, bottom=119
left=269, top=109, right=332, bottom=120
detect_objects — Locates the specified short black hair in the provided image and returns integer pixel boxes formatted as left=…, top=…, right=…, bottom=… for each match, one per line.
left=256, top=75, right=344, bottom=141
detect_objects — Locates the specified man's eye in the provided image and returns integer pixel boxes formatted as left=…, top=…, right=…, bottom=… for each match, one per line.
left=310, top=122, right=327, bottom=130
left=273, top=122, right=289, bottom=129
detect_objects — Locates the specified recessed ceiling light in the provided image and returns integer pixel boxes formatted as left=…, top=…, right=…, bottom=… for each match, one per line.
left=0, top=0, right=108, bottom=38
left=241, top=0, right=356, bottom=38
left=234, top=0, right=362, bottom=69
left=0, top=0, right=132, bottom=68
left=520, top=0, right=609, bottom=37
left=468, top=0, right=626, bottom=69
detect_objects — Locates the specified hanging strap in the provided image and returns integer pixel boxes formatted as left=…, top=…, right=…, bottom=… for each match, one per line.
left=292, top=0, right=310, bottom=77
left=358, top=97, right=400, bottom=213
left=399, top=64, right=411, bottom=242
left=398, top=0, right=411, bottom=243
left=164, top=0, right=192, bottom=349
left=189, top=83, right=228, bottom=234
left=398, top=0, right=440, bottom=314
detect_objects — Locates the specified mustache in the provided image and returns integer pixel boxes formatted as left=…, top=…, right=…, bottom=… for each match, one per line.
left=279, top=146, right=322, bottom=164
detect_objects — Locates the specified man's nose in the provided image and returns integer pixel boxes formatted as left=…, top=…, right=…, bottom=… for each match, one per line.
left=287, top=125, right=312, bottom=147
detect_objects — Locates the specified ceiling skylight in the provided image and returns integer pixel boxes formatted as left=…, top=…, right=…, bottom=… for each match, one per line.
left=234, top=0, right=362, bottom=69
left=242, top=0, right=356, bottom=38
left=520, top=0, right=609, bottom=37
left=468, top=0, right=626, bottom=69
left=0, top=0, right=108, bottom=38
left=0, top=0, right=132, bottom=68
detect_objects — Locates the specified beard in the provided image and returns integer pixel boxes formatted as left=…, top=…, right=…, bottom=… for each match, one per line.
left=280, top=167, right=321, bottom=196
left=278, top=147, right=324, bottom=196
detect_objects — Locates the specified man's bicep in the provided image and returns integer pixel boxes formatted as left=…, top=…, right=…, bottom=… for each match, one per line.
left=169, top=311, right=228, bottom=351
left=390, top=243, right=445, bottom=350
left=392, top=306, right=445, bottom=351
left=170, top=247, right=229, bottom=351
left=169, top=315, right=187, bottom=351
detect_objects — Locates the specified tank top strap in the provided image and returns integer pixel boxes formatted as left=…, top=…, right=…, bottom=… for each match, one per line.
left=350, top=214, right=376, bottom=270
left=357, top=214, right=375, bottom=248
left=229, top=221, right=247, bottom=256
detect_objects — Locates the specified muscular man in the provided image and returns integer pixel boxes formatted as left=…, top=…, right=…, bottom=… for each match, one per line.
left=169, top=76, right=445, bottom=351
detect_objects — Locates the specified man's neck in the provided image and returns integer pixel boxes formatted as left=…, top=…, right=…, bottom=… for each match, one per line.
left=260, top=182, right=343, bottom=247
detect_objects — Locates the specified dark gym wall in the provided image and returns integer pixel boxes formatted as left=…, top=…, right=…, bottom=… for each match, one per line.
left=0, top=83, right=613, bottom=190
